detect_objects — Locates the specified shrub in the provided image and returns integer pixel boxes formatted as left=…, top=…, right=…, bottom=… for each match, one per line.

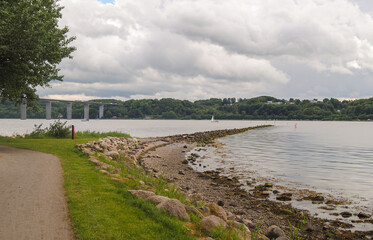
left=46, top=120, right=71, bottom=138
left=29, top=120, right=71, bottom=138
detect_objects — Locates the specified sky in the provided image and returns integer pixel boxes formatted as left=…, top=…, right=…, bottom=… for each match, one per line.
left=38, top=0, right=373, bottom=101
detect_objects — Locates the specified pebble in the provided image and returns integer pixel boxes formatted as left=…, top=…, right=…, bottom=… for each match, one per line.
left=217, top=200, right=224, bottom=206
left=178, top=170, right=185, bottom=175
left=341, top=211, right=352, bottom=218
left=357, top=212, right=371, bottom=219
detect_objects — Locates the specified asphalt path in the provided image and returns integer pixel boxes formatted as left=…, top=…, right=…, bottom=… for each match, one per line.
left=0, top=145, right=74, bottom=240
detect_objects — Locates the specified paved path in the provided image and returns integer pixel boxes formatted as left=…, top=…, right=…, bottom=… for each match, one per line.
left=0, top=145, right=74, bottom=240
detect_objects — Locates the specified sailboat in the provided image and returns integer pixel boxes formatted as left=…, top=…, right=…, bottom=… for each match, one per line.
left=211, top=115, right=218, bottom=123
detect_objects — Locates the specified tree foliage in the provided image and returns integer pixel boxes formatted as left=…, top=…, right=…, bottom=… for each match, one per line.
left=1, top=96, right=373, bottom=121
left=0, top=0, right=75, bottom=107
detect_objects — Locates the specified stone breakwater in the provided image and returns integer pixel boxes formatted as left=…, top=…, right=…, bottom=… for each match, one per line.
left=160, top=125, right=272, bottom=144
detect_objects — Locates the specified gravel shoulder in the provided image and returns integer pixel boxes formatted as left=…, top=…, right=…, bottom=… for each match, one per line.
left=0, top=145, right=74, bottom=240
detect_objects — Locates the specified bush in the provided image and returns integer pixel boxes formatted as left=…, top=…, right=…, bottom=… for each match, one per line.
left=46, top=120, right=71, bottom=138
left=29, top=120, right=71, bottom=138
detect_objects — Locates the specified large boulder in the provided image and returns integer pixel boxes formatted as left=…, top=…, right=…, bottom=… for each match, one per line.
left=265, top=225, right=285, bottom=239
left=207, top=203, right=227, bottom=222
left=148, top=195, right=170, bottom=204
left=200, top=215, right=227, bottom=233
left=128, top=190, right=155, bottom=200
left=157, top=199, right=190, bottom=221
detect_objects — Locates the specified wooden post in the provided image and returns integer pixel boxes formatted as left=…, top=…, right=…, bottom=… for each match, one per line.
left=72, top=125, right=75, bottom=140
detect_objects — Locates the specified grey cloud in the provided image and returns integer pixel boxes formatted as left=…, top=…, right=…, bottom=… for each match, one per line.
left=45, top=0, right=373, bottom=101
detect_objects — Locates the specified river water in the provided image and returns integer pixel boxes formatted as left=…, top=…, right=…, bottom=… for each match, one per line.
left=1, top=119, right=372, bottom=230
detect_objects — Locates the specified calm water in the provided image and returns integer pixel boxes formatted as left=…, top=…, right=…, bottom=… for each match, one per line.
left=0, top=119, right=268, bottom=137
left=1, top=119, right=372, bottom=229
left=188, top=121, right=373, bottom=230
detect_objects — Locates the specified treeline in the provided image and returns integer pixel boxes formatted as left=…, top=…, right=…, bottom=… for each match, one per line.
left=1, top=96, right=373, bottom=120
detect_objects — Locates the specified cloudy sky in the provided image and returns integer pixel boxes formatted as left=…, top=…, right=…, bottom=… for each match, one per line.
left=38, top=0, right=373, bottom=101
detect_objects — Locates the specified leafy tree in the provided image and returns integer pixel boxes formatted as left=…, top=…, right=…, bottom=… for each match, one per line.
left=0, top=0, right=75, bottom=107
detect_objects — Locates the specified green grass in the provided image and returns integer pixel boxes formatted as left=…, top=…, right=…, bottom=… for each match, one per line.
left=0, top=136, right=194, bottom=240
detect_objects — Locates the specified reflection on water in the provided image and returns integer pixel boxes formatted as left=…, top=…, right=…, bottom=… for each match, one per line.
left=188, top=121, right=373, bottom=230
left=219, top=122, right=373, bottom=202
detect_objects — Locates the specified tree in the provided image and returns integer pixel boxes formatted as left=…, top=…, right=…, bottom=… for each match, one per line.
left=0, top=0, right=75, bottom=107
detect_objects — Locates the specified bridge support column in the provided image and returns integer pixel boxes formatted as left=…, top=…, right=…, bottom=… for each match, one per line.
left=99, top=104, right=104, bottom=119
left=46, top=101, right=52, bottom=120
left=67, top=102, right=72, bottom=119
left=20, top=103, right=27, bottom=120
left=84, top=103, right=89, bottom=120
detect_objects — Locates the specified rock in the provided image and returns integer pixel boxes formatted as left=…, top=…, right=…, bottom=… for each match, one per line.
left=208, top=203, right=227, bottom=222
left=185, top=205, right=203, bottom=217
left=276, top=237, right=288, bottom=240
left=312, top=195, right=325, bottom=202
left=233, top=221, right=251, bottom=240
left=89, top=156, right=114, bottom=170
left=178, top=170, right=185, bottom=175
left=341, top=212, right=352, bottom=218
left=358, top=212, right=371, bottom=219
left=199, top=206, right=210, bottom=216
left=128, top=190, right=155, bottom=200
left=182, top=160, right=189, bottom=164
left=99, top=169, right=110, bottom=175
left=265, top=225, right=286, bottom=239
left=303, top=222, right=316, bottom=232
left=81, top=147, right=95, bottom=156
left=217, top=200, right=224, bottom=206
left=276, top=193, right=292, bottom=201
left=183, top=145, right=188, bottom=148
left=148, top=195, right=169, bottom=204
left=200, top=215, right=227, bottom=233
left=139, top=180, right=145, bottom=185
left=280, top=209, right=293, bottom=215
left=243, top=218, right=255, bottom=229
left=105, top=151, right=120, bottom=160
left=226, top=211, right=235, bottom=220
left=157, top=199, right=190, bottom=221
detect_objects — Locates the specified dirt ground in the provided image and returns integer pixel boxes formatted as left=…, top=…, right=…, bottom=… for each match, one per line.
left=0, top=145, right=74, bottom=240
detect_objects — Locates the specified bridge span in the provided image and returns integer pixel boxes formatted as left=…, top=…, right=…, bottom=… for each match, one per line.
left=20, top=99, right=118, bottom=120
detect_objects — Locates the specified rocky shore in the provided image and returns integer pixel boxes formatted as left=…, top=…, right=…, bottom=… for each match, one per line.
left=77, top=126, right=373, bottom=240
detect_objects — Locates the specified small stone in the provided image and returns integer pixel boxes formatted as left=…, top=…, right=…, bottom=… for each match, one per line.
left=243, top=218, right=255, bottom=229
left=304, top=222, right=315, bottom=232
left=358, top=212, right=371, bottom=219
left=280, top=209, right=293, bottom=215
left=276, top=194, right=292, bottom=201
left=226, top=211, right=235, bottom=220
left=312, top=195, right=325, bottom=202
left=265, top=225, right=286, bottom=239
left=183, top=145, right=188, bottom=148
left=341, top=212, right=352, bottom=218
left=178, top=170, right=185, bottom=175
left=217, top=200, right=224, bottom=206
left=276, top=237, right=288, bottom=240
left=139, top=180, right=145, bottom=185
left=182, top=160, right=189, bottom=164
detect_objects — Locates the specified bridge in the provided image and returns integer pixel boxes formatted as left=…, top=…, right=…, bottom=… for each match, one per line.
left=20, top=99, right=118, bottom=120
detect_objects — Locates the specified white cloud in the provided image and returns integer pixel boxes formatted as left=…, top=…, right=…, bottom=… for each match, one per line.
left=51, top=0, right=373, bottom=100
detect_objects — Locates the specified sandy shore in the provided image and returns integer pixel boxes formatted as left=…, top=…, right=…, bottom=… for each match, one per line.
left=141, top=140, right=373, bottom=239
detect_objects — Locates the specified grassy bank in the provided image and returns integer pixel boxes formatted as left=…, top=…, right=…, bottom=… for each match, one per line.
left=0, top=135, right=194, bottom=240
